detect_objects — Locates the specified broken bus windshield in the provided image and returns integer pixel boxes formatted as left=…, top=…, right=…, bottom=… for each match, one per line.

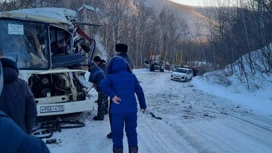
left=0, top=19, right=49, bottom=70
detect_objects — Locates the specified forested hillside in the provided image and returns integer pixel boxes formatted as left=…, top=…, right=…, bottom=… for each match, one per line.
left=1, top=0, right=272, bottom=89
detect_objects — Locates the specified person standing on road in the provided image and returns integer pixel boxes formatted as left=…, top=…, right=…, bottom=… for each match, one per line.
left=99, top=57, right=146, bottom=153
left=93, top=56, right=108, bottom=103
left=88, top=60, right=108, bottom=120
left=0, top=59, right=50, bottom=153
left=0, top=57, right=37, bottom=134
left=107, top=43, right=133, bottom=74
left=106, top=43, right=134, bottom=139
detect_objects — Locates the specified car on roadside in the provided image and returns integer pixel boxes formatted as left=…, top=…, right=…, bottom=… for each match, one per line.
left=171, top=68, right=193, bottom=82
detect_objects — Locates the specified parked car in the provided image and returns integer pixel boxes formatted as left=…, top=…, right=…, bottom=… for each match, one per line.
left=171, top=68, right=193, bottom=82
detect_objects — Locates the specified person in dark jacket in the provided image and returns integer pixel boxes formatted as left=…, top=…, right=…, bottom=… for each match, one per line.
left=0, top=57, right=37, bottom=134
left=88, top=60, right=108, bottom=120
left=107, top=43, right=133, bottom=75
left=0, top=61, right=50, bottom=153
left=0, top=110, right=50, bottom=153
left=99, top=57, right=146, bottom=153
left=93, top=56, right=109, bottom=106
left=93, top=55, right=108, bottom=74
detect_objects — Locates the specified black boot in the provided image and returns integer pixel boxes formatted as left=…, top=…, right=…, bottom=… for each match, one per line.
left=107, top=132, right=112, bottom=139
left=113, top=147, right=123, bottom=153
left=129, top=146, right=138, bottom=153
left=93, top=115, right=104, bottom=120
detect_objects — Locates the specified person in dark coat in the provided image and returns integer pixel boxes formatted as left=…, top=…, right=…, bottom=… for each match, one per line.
left=0, top=57, right=37, bottom=134
left=93, top=55, right=108, bottom=74
left=99, top=57, right=146, bottom=153
left=0, top=61, right=50, bottom=153
left=0, top=111, right=50, bottom=153
left=107, top=43, right=133, bottom=75
left=88, top=60, right=108, bottom=120
left=93, top=56, right=108, bottom=103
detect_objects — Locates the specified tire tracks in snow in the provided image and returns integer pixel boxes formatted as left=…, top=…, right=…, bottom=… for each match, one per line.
left=137, top=115, right=197, bottom=153
left=231, top=115, right=272, bottom=133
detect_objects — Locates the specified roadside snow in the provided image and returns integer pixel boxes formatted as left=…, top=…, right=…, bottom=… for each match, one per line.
left=191, top=75, right=272, bottom=116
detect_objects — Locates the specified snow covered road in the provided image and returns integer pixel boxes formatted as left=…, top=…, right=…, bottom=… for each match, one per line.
left=46, top=69, right=272, bottom=153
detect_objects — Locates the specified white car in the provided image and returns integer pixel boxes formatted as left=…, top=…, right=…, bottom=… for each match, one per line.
left=171, top=68, right=193, bottom=82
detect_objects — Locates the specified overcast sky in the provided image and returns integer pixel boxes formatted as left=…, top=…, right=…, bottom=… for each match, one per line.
left=170, top=0, right=206, bottom=6
left=170, top=0, right=228, bottom=7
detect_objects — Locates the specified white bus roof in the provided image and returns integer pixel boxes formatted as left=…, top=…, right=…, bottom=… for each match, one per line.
left=0, top=7, right=76, bottom=28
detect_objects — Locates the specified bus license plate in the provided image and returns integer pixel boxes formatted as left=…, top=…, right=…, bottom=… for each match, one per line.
left=40, top=105, right=64, bottom=113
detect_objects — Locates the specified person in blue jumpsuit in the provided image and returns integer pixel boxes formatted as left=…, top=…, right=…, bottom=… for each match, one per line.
left=106, top=43, right=134, bottom=139
left=99, top=57, right=146, bottom=153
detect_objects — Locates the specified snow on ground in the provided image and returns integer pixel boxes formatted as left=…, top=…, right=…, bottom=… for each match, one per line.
left=191, top=72, right=272, bottom=116
left=45, top=69, right=272, bottom=153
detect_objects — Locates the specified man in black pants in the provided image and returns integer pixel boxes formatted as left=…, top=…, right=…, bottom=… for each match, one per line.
left=106, top=43, right=134, bottom=138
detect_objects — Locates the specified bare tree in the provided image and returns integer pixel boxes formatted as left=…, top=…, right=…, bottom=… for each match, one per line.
left=1, top=0, right=32, bottom=11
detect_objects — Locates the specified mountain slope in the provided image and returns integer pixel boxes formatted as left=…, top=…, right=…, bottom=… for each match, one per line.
left=134, top=0, right=217, bottom=38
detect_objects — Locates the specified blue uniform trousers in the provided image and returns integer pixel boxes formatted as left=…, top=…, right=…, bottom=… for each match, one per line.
left=111, top=112, right=137, bottom=148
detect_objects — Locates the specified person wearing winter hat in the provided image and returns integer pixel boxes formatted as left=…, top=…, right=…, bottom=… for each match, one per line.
left=99, top=56, right=146, bottom=153
left=115, top=43, right=128, bottom=52
left=0, top=58, right=50, bottom=153
left=106, top=43, right=133, bottom=75
left=0, top=57, right=37, bottom=134
left=114, top=43, right=133, bottom=71
left=88, top=60, right=108, bottom=120
left=93, top=56, right=102, bottom=63
left=93, top=56, right=108, bottom=74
